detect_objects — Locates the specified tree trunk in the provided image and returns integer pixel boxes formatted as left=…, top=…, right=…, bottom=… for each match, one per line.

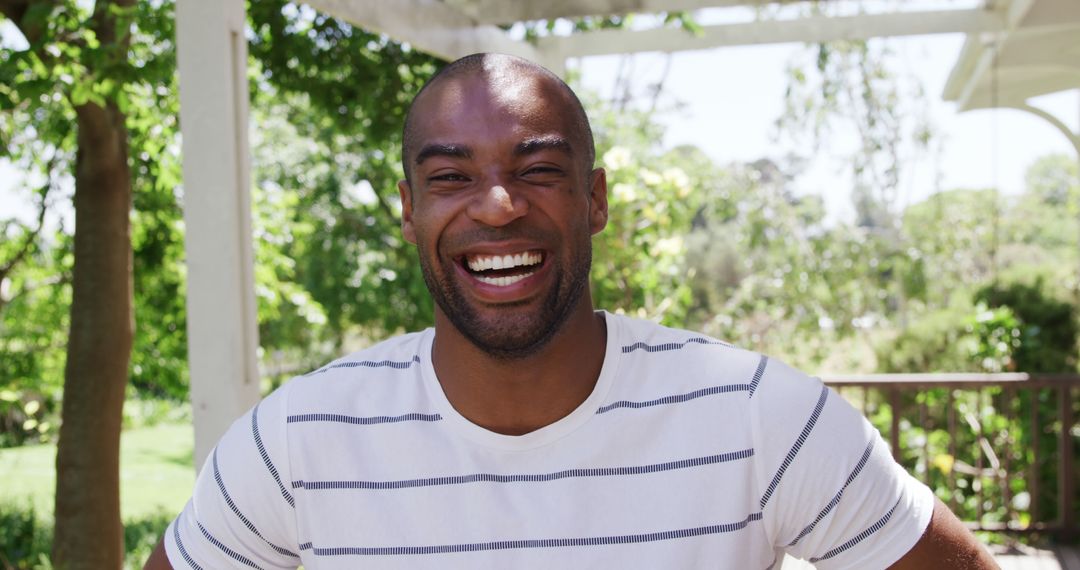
left=52, top=99, right=133, bottom=569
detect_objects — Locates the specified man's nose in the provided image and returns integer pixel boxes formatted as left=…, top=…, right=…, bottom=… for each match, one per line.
left=466, top=182, right=528, bottom=227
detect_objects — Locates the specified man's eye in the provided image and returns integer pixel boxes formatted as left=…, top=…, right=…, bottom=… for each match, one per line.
left=429, top=173, right=469, bottom=183
left=522, top=166, right=562, bottom=177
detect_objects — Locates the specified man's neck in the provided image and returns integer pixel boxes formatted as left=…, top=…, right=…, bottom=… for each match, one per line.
left=430, top=305, right=607, bottom=436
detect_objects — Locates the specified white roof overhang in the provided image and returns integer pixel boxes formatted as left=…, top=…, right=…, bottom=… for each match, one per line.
left=943, top=0, right=1080, bottom=111
left=301, top=1, right=1013, bottom=68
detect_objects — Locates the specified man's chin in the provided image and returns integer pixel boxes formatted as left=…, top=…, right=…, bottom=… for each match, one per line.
left=455, top=312, right=560, bottom=360
left=465, top=329, right=560, bottom=361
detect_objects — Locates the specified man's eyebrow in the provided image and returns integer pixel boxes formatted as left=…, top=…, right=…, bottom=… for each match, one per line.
left=515, top=136, right=572, bottom=157
left=415, top=143, right=472, bottom=166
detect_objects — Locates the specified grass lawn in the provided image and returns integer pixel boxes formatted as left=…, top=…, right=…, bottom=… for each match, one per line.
left=0, top=422, right=195, bottom=521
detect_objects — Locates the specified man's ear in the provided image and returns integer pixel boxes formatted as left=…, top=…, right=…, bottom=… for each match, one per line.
left=398, top=179, right=417, bottom=245
left=588, top=167, right=608, bottom=235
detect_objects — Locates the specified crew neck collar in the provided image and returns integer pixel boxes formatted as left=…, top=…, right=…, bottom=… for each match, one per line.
left=419, top=311, right=621, bottom=451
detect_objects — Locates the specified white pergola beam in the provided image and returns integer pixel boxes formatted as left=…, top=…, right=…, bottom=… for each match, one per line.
left=538, top=9, right=1004, bottom=58
left=303, top=0, right=550, bottom=65
left=175, top=0, right=261, bottom=469
left=957, top=61, right=1080, bottom=109
left=943, top=0, right=1039, bottom=110
left=441, top=0, right=771, bottom=26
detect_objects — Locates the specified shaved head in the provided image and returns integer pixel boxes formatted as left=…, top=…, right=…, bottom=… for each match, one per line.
left=401, top=53, right=594, bottom=186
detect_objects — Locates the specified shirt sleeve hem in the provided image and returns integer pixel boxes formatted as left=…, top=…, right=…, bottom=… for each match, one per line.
left=815, top=481, right=935, bottom=570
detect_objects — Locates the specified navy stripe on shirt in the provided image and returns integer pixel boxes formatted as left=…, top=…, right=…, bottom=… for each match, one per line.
left=286, top=412, right=442, bottom=426
left=596, top=383, right=750, bottom=415
left=787, top=438, right=876, bottom=547
left=759, top=385, right=829, bottom=511
left=195, top=519, right=265, bottom=570
left=747, top=355, right=769, bottom=398
left=307, top=355, right=421, bottom=376
left=173, top=511, right=205, bottom=570
left=212, top=448, right=299, bottom=558
left=298, top=512, right=764, bottom=556
left=252, top=402, right=295, bottom=508
left=809, top=496, right=902, bottom=563
left=622, top=337, right=731, bottom=354
left=291, top=449, right=754, bottom=491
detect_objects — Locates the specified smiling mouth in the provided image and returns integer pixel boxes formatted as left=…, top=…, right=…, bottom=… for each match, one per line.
left=462, top=251, right=544, bottom=287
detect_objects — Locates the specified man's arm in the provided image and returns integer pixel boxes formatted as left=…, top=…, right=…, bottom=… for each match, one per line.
left=888, top=499, right=999, bottom=569
left=143, top=539, right=173, bottom=570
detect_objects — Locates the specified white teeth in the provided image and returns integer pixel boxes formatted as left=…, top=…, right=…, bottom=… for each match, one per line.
left=476, top=271, right=534, bottom=287
left=466, top=251, right=542, bottom=272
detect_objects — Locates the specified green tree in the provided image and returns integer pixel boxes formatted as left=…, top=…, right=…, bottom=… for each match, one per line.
left=1004, top=154, right=1079, bottom=293
left=588, top=99, right=706, bottom=324
left=777, top=36, right=933, bottom=232
left=0, top=1, right=169, bottom=565
left=1024, top=153, right=1079, bottom=208
left=1, top=0, right=193, bottom=564
left=245, top=0, right=439, bottom=363
left=902, top=188, right=1001, bottom=305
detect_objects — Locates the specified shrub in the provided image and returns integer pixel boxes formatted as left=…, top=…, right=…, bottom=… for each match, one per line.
left=975, top=279, right=1078, bottom=373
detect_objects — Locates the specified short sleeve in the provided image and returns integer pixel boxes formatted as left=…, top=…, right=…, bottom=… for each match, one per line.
left=749, top=359, right=934, bottom=570
left=164, top=386, right=302, bottom=569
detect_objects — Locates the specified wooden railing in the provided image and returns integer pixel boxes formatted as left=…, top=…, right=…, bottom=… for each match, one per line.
left=821, top=373, right=1078, bottom=539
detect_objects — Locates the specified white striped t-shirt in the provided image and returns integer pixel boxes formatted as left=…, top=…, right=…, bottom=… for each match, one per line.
left=165, top=311, right=933, bottom=569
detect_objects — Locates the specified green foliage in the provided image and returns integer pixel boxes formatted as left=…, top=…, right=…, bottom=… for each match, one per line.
left=876, top=306, right=984, bottom=373
left=679, top=157, right=918, bottom=368
left=879, top=279, right=1077, bottom=375
left=0, top=501, right=52, bottom=569
left=862, top=384, right=1064, bottom=533
left=0, top=0, right=186, bottom=443
left=0, top=500, right=172, bottom=569
left=250, top=91, right=435, bottom=355
left=975, top=280, right=1078, bottom=373
left=0, top=0, right=442, bottom=444
left=247, top=1, right=437, bottom=145
left=588, top=100, right=704, bottom=324
left=902, top=189, right=1000, bottom=304
left=778, top=36, right=933, bottom=230
left=0, top=232, right=69, bottom=446
left=0, top=418, right=192, bottom=566
left=1024, top=153, right=1079, bottom=209
left=245, top=1, right=440, bottom=361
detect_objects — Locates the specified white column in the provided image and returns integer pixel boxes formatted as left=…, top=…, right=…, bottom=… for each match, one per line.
left=175, top=0, right=260, bottom=470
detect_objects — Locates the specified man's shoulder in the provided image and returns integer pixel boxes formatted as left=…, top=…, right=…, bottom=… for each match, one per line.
left=303, top=329, right=430, bottom=378
left=607, top=311, right=820, bottom=392
left=268, top=328, right=432, bottom=408
left=608, top=311, right=751, bottom=361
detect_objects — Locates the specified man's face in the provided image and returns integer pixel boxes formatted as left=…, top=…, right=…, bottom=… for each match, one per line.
left=398, top=71, right=607, bottom=359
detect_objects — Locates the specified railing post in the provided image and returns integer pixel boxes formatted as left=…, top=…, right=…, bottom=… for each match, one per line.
left=919, top=396, right=929, bottom=485
left=1030, top=389, right=1041, bottom=526
left=976, top=388, right=984, bottom=525
left=1059, top=385, right=1076, bottom=540
left=948, top=389, right=958, bottom=513
left=820, top=373, right=1080, bottom=536
left=890, top=388, right=902, bottom=463
left=1002, top=387, right=1013, bottom=529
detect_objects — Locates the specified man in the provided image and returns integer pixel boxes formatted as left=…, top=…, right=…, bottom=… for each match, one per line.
left=147, top=53, right=997, bottom=569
